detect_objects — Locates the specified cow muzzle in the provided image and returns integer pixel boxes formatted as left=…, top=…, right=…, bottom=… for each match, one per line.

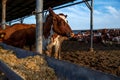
left=67, top=32, right=75, bottom=39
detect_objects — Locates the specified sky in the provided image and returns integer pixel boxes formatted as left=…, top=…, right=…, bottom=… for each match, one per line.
left=23, top=0, right=120, bottom=30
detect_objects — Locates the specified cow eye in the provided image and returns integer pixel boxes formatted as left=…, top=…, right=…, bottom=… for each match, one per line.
left=53, top=17, right=56, bottom=21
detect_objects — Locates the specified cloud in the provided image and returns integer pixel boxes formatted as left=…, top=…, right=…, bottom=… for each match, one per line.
left=55, top=5, right=91, bottom=30
left=94, top=0, right=120, bottom=7
left=105, top=6, right=120, bottom=18
left=94, top=10, right=102, bottom=15
left=55, top=5, right=120, bottom=30
left=93, top=6, right=120, bottom=29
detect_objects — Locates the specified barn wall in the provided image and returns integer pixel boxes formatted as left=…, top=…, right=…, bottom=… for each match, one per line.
left=0, top=43, right=120, bottom=80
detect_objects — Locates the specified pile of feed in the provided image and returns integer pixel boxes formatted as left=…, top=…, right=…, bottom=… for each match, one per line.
left=0, top=47, right=57, bottom=80
left=61, top=41, right=120, bottom=77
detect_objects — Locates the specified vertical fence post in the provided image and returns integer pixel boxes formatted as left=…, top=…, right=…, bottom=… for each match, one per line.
left=20, top=17, right=24, bottom=24
left=2, top=0, right=7, bottom=29
left=36, top=0, right=43, bottom=54
left=90, top=0, right=94, bottom=52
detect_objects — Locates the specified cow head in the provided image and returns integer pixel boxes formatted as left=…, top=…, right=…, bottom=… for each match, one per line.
left=48, top=7, right=74, bottom=38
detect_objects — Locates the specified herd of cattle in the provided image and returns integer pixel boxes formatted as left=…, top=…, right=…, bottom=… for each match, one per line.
left=0, top=7, right=119, bottom=59
left=72, top=29, right=120, bottom=44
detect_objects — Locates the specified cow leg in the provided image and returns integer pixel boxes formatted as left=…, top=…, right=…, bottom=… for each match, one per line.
left=54, top=39, right=62, bottom=59
left=46, top=42, right=54, bottom=57
left=56, top=36, right=67, bottom=59
left=57, top=39, right=65, bottom=59
left=58, top=44, right=61, bottom=59
left=54, top=44, right=59, bottom=59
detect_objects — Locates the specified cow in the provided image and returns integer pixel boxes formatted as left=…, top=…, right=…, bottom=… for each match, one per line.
left=0, top=23, right=35, bottom=41
left=0, top=24, right=36, bottom=50
left=112, top=36, right=120, bottom=44
left=110, top=29, right=120, bottom=44
left=0, top=7, right=74, bottom=59
left=100, top=29, right=120, bottom=45
left=69, top=32, right=83, bottom=41
left=0, top=27, right=36, bottom=51
left=43, top=7, right=74, bottom=59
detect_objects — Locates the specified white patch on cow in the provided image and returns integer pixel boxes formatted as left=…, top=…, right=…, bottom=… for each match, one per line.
left=112, top=36, right=120, bottom=44
left=107, top=33, right=110, bottom=38
left=43, top=25, right=54, bottom=50
left=53, top=35, right=60, bottom=46
left=59, top=15, right=68, bottom=23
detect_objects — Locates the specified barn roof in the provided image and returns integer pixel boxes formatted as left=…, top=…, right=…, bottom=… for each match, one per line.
left=0, top=0, right=76, bottom=22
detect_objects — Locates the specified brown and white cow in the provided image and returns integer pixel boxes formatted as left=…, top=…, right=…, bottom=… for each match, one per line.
left=0, top=24, right=36, bottom=50
left=0, top=23, right=35, bottom=41
left=43, top=7, right=74, bottom=59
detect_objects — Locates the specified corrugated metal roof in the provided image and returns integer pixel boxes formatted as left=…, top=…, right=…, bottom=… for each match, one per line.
left=0, top=0, right=76, bottom=22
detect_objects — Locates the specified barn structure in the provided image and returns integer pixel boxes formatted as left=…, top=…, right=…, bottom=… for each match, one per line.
left=0, top=0, right=94, bottom=53
left=1, top=0, right=120, bottom=80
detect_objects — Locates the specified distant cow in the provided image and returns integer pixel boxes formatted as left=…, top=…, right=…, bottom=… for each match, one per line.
left=43, top=7, right=74, bottom=59
left=112, top=36, right=120, bottom=44
left=69, top=32, right=83, bottom=41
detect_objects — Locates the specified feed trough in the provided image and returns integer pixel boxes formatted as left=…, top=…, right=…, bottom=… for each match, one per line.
left=0, top=43, right=120, bottom=80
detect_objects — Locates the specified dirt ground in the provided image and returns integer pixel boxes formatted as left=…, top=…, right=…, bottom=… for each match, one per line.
left=60, top=40, right=120, bottom=77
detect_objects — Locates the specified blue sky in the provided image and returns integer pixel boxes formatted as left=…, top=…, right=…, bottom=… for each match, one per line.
left=23, top=0, right=120, bottom=30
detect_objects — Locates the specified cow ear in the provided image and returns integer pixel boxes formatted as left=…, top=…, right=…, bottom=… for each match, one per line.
left=65, top=15, right=67, bottom=18
left=48, top=7, right=56, bottom=16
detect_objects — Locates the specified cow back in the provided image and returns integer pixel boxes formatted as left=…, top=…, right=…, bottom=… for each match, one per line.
left=3, top=27, right=36, bottom=49
left=0, top=23, right=35, bottom=41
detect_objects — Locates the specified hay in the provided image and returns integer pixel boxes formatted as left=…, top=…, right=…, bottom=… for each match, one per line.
left=0, top=47, right=57, bottom=80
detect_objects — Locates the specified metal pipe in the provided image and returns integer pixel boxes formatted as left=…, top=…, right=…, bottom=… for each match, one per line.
left=90, top=0, right=94, bottom=52
left=2, top=0, right=7, bottom=29
left=53, top=0, right=91, bottom=10
left=36, top=0, right=43, bottom=54
left=83, top=0, right=91, bottom=10
left=35, top=0, right=91, bottom=14
left=8, top=21, right=11, bottom=26
left=20, top=17, right=24, bottom=24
